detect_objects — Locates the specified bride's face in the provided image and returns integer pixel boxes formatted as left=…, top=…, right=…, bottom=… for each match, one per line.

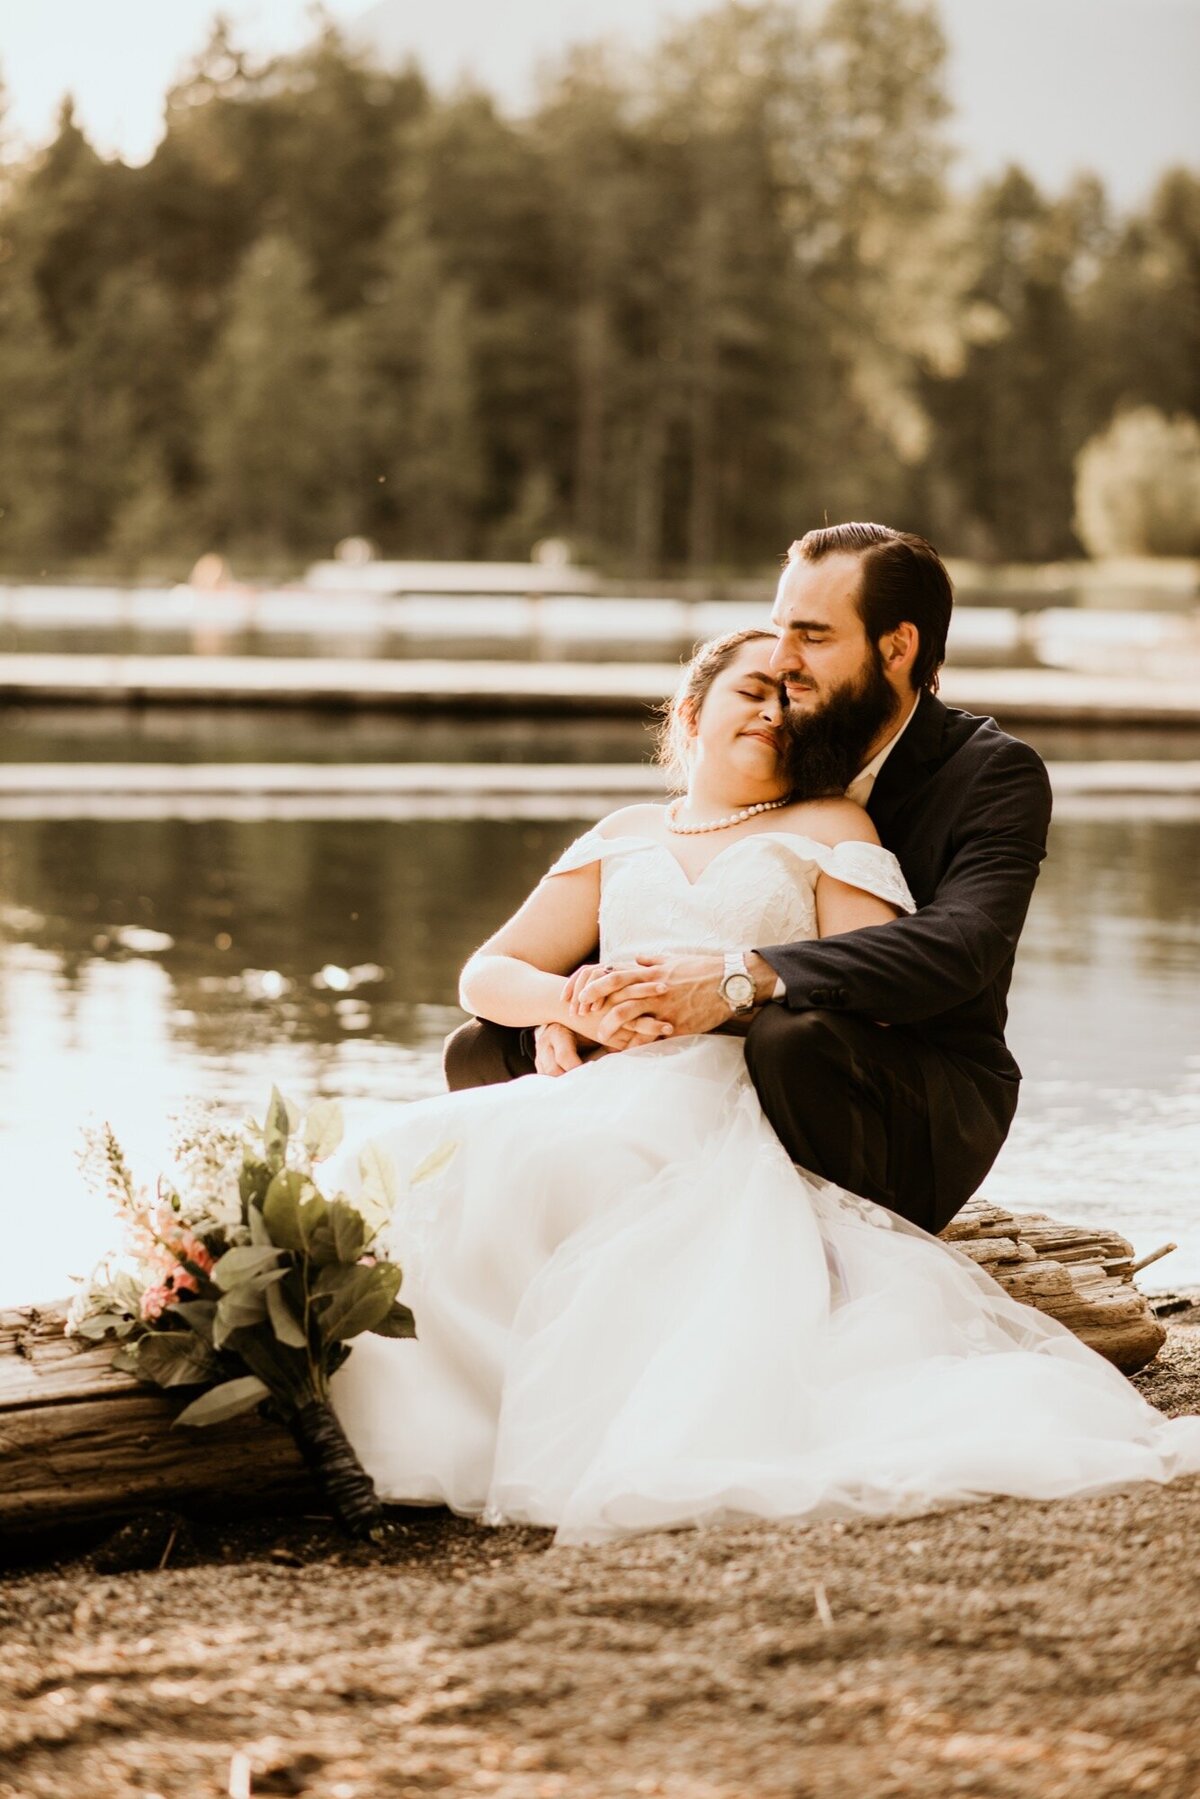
left=687, top=642, right=788, bottom=794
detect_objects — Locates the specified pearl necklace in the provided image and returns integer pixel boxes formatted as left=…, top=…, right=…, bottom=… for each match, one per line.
left=665, top=795, right=791, bottom=836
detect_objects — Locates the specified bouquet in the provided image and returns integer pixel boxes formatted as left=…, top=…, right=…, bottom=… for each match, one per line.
left=68, top=1087, right=414, bottom=1541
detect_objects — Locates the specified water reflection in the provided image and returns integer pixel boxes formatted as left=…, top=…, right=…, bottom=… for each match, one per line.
left=1, top=812, right=1197, bottom=1304
left=5, top=703, right=1200, bottom=769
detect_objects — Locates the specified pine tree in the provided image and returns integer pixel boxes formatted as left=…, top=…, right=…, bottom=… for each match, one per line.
left=195, top=234, right=344, bottom=558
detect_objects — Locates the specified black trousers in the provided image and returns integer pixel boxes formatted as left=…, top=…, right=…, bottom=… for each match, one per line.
left=442, top=1010, right=1015, bottom=1236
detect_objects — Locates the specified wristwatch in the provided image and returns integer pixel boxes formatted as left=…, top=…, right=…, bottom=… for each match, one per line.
left=720, top=950, right=757, bottom=1015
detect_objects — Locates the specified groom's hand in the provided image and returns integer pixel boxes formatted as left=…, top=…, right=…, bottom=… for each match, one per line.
left=564, top=962, right=674, bottom=1050
left=534, top=1022, right=585, bottom=1076
left=578, top=954, right=726, bottom=1037
left=580, top=952, right=775, bottom=1037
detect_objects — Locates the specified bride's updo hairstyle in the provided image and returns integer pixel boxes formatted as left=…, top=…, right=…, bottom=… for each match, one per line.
left=655, top=628, right=780, bottom=793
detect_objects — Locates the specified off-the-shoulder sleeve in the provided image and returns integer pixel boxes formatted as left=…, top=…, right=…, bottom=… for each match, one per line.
left=545, top=827, right=656, bottom=878
left=769, top=835, right=916, bottom=914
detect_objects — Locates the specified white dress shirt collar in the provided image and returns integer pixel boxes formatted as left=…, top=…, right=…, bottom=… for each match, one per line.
left=844, top=692, right=920, bottom=808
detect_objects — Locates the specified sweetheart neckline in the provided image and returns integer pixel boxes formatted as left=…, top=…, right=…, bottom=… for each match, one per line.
left=600, top=829, right=865, bottom=891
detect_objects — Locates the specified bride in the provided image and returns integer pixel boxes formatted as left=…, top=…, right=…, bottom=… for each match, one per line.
left=323, top=629, right=1200, bottom=1544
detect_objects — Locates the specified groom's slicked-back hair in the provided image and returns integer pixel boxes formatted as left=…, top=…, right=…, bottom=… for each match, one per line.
left=789, top=523, right=953, bottom=694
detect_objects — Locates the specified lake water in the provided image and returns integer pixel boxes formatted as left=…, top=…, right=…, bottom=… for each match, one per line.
left=1, top=715, right=1198, bottom=1306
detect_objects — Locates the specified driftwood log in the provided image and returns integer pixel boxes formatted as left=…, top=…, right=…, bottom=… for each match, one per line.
left=942, top=1196, right=1168, bottom=1373
left=0, top=1303, right=313, bottom=1545
left=0, top=1200, right=1169, bottom=1540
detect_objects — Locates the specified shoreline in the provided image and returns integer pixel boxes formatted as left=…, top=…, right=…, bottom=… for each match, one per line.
left=3, top=1304, right=1199, bottom=1797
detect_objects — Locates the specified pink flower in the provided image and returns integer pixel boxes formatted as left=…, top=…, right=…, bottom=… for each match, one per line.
left=140, top=1283, right=171, bottom=1322
left=178, top=1233, right=214, bottom=1274
left=171, top=1268, right=200, bottom=1298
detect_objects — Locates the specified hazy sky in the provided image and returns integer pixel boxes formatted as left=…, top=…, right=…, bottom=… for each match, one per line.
left=1, top=0, right=1197, bottom=206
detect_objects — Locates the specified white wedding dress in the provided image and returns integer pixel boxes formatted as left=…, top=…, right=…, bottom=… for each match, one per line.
left=324, top=826, right=1200, bottom=1544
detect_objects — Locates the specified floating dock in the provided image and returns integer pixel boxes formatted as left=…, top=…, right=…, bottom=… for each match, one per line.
left=1, top=654, right=1199, bottom=726
left=0, top=760, right=1194, bottom=822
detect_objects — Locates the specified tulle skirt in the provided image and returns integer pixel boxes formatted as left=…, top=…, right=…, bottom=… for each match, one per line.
left=322, top=1036, right=1200, bottom=1545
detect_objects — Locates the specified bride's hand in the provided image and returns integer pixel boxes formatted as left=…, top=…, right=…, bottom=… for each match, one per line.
left=565, top=963, right=674, bottom=1051
left=534, top=1021, right=585, bottom=1076
left=582, top=954, right=744, bottom=1037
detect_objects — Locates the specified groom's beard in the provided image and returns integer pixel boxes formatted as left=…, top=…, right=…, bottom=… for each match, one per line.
left=780, top=651, right=902, bottom=801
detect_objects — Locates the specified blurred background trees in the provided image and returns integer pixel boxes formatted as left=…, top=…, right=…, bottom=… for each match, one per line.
left=0, top=0, right=1196, bottom=576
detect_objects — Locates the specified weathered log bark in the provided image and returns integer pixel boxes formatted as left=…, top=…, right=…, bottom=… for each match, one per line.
left=0, top=1202, right=1169, bottom=1539
left=0, top=1303, right=313, bottom=1543
left=941, top=1198, right=1168, bottom=1372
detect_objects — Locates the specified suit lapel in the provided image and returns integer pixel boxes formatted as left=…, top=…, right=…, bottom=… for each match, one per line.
left=866, top=689, right=948, bottom=835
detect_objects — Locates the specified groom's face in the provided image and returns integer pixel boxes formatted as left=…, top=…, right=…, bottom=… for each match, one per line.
left=768, top=552, right=915, bottom=721
left=769, top=551, right=887, bottom=712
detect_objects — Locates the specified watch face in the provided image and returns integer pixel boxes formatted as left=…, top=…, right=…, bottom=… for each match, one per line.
left=723, top=972, right=755, bottom=1010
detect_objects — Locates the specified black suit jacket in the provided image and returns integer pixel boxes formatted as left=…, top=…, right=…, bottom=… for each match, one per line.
left=757, top=689, right=1052, bottom=1182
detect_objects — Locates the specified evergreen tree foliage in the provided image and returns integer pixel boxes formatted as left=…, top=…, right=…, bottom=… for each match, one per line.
left=0, top=6, right=1195, bottom=571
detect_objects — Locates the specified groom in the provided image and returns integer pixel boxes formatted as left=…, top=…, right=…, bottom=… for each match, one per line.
left=444, top=523, right=1052, bottom=1235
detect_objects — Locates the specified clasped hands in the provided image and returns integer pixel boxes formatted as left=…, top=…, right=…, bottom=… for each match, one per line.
left=534, top=953, right=748, bottom=1077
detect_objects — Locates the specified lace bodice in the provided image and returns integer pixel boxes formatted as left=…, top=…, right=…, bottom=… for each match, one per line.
left=548, top=825, right=915, bottom=961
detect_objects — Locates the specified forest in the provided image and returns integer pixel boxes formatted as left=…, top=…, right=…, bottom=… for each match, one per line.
left=0, top=0, right=1197, bottom=575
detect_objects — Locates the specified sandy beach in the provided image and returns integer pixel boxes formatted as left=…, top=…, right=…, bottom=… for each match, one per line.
left=2, top=1300, right=1198, bottom=1799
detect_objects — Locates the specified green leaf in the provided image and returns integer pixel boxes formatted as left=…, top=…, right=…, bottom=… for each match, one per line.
left=73, top=1311, right=127, bottom=1342
left=212, top=1244, right=283, bottom=1291
left=173, top=1375, right=270, bottom=1428
left=213, top=1283, right=270, bottom=1350
left=134, top=1331, right=221, bottom=1388
left=372, top=1299, right=417, bottom=1340
left=328, top=1200, right=366, bottom=1266
left=248, top=1202, right=273, bottom=1247
left=263, top=1085, right=291, bottom=1170
left=240, top=1154, right=270, bottom=1209
left=265, top=1277, right=308, bottom=1348
left=312, top=1261, right=402, bottom=1341
left=111, top=1342, right=143, bottom=1376
left=303, top=1098, right=344, bottom=1162
left=262, top=1169, right=310, bottom=1250
left=111, top=1271, right=145, bottom=1315
left=178, top=1299, right=217, bottom=1344
left=300, top=1191, right=327, bottom=1243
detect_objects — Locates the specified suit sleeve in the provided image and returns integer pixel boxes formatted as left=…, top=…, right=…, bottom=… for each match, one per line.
left=755, top=738, right=1052, bottom=1026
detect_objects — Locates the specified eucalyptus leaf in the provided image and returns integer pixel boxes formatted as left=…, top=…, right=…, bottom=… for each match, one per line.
left=312, top=1261, right=402, bottom=1341
left=212, top=1244, right=283, bottom=1291
left=372, top=1299, right=417, bottom=1340
left=266, top=1278, right=308, bottom=1349
left=173, top=1374, right=270, bottom=1429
